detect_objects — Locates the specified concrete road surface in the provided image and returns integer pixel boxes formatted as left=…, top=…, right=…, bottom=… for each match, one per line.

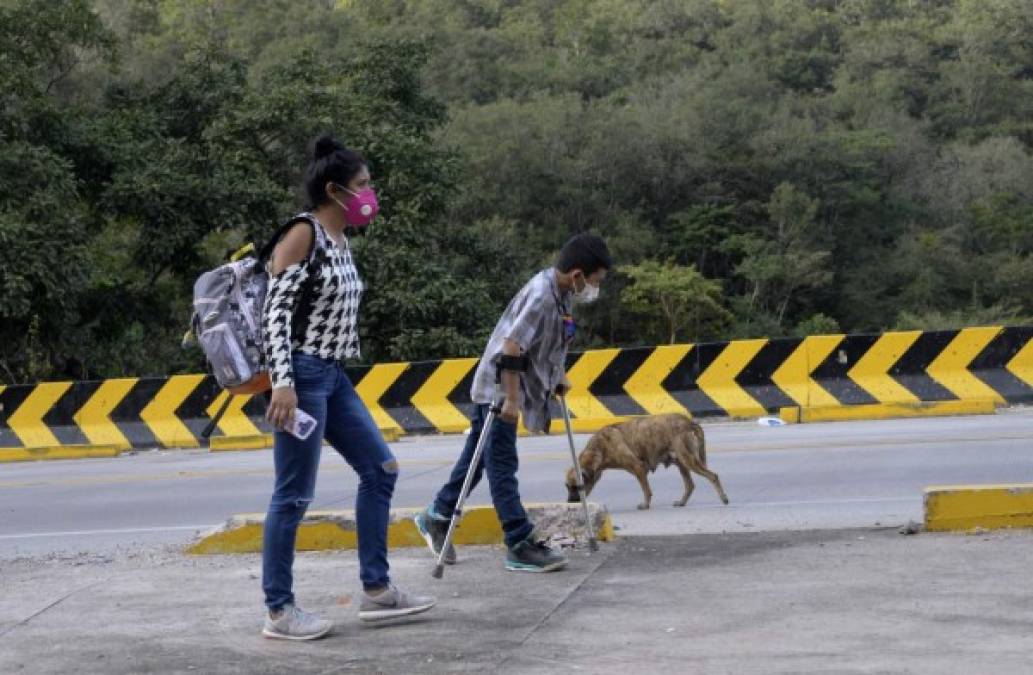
left=2, top=409, right=1030, bottom=556
left=2, top=410, right=1032, bottom=674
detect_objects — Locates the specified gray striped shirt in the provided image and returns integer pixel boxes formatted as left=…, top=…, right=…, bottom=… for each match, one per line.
left=470, top=268, right=572, bottom=432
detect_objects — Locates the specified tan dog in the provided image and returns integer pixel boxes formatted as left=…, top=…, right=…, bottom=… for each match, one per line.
left=565, top=413, right=729, bottom=510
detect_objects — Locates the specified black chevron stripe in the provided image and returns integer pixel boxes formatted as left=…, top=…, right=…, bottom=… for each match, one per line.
left=970, top=326, right=1033, bottom=404
left=890, top=330, right=959, bottom=401
left=661, top=343, right=725, bottom=417
left=42, top=381, right=97, bottom=446
left=109, top=379, right=163, bottom=448
left=176, top=376, right=222, bottom=443
left=736, top=338, right=799, bottom=412
left=0, top=385, right=34, bottom=448
left=377, top=362, right=435, bottom=433
left=243, top=392, right=273, bottom=433
left=445, top=360, right=479, bottom=422
left=588, top=348, right=650, bottom=416
left=810, top=334, right=880, bottom=406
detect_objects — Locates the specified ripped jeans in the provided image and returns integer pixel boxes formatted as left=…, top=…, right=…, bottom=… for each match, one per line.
left=262, top=352, right=398, bottom=610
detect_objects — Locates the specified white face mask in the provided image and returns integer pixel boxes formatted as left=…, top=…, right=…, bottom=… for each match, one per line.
left=573, top=274, right=600, bottom=304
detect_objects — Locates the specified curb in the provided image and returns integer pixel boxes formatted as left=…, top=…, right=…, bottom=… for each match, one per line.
left=209, top=435, right=274, bottom=452
left=924, top=483, right=1033, bottom=532
left=187, top=503, right=615, bottom=554
left=0, top=444, right=125, bottom=463
left=208, top=428, right=401, bottom=452
left=779, top=400, right=996, bottom=424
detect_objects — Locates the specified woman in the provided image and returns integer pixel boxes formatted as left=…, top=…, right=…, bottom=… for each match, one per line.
left=260, top=136, right=435, bottom=640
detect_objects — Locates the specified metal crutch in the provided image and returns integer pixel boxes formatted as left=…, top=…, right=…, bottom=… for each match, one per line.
left=432, top=371, right=504, bottom=579
left=559, top=394, right=598, bottom=551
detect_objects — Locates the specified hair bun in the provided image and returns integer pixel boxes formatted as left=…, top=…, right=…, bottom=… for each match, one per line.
left=313, top=135, right=345, bottom=160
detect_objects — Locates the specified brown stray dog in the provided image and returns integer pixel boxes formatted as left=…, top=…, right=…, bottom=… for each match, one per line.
left=565, top=413, right=730, bottom=510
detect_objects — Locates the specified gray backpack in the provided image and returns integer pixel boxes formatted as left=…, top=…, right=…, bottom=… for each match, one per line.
left=190, top=215, right=323, bottom=394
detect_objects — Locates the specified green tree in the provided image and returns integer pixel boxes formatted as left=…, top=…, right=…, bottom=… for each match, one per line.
left=620, top=260, right=731, bottom=344
left=729, top=183, right=833, bottom=331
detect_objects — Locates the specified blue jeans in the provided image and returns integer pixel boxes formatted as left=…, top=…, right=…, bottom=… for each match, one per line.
left=433, top=404, right=534, bottom=548
left=262, top=352, right=398, bottom=610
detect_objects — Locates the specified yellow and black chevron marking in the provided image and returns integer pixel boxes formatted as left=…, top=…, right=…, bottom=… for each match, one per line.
left=1, top=326, right=1031, bottom=450
left=0, top=376, right=267, bottom=451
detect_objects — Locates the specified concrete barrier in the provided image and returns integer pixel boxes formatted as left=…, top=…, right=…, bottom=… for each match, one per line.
left=924, top=484, right=1033, bottom=531
left=2, top=325, right=1030, bottom=460
left=187, top=503, right=614, bottom=554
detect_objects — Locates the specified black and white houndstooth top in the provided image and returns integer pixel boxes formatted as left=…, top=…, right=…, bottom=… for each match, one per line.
left=262, top=214, right=364, bottom=389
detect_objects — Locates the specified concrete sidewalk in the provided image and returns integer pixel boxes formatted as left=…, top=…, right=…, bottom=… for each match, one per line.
left=2, top=528, right=1032, bottom=674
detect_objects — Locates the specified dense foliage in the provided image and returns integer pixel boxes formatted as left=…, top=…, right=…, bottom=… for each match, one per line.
left=2, top=0, right=1031, bottom=383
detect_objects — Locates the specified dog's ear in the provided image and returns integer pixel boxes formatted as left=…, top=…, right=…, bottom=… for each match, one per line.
left=580, top=441, right=603, bottom=474
left=581, top=465, right=598, bottom=489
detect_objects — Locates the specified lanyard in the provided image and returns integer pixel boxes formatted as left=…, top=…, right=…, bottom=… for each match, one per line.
left=549, top=273, right=576, bottom=345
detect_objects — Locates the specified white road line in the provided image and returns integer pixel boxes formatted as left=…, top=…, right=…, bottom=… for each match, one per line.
left=0, top=524, right=218, bottom=540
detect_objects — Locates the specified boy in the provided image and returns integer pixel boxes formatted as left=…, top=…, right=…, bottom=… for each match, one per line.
left=415, top=233, right=612, bottom=572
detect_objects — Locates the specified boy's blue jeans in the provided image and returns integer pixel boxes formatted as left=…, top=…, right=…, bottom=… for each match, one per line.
left=432, top=403, right=534, bottom=548
left=262, top=353, right=398, bottom=611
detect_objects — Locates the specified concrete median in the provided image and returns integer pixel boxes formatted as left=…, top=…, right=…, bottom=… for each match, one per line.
left=187, top=502, right=614, bottom=554
left=924, top=483, right=1033, bottom=531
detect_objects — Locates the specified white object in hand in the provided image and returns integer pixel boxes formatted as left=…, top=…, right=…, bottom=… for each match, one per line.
left=287, top=408, right=318, bottom=440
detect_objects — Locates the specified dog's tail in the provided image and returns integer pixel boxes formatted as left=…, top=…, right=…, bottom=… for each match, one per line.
left=692, top=424, right=707, bottom=466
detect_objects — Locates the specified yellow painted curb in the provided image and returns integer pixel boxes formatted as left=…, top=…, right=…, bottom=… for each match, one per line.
left=187, top=503, right=614, bottom=555
left=924, top=483, right=1033, bottom=532
left=210, top=434, right=275, bottom=451
left=779, top=399, right=996, bottom=424
left=0, top=444, right=124, bottom=463
left=779, top=407, right=802, bottom=424
left=209, top=428, right=401, bottom=452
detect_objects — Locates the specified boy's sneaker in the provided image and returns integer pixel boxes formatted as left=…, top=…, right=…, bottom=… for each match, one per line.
left=414, top=508, right=457, bottom=565
left=262, top=603, right=332, bottom=641
left=358, top=584, right=437, bottom=622
left=505, top=537, right=568, bottom=573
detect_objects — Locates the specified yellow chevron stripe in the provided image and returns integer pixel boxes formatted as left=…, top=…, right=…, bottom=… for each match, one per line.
left=411, top=358, right=479, bottom=433
left=73, top=378, right=136, bottom=449
left=206, top=391, right=262, bottom=438
left=927, top=326, right=1005, bottom=403
left=139, top=375, right=206, bottom=447
left=624, top=345, right=692, bottom=415
left=848, top=331, right=921, bottom=403
left=353, top=363, right=408, bottom=434
left=565, top=349, right=620, bottom=420
left=696, top=339, right=767, bottom=417
left=770, top=335, right=843, bottom=408
left=1006, top=335, right=1033, bottom=389
left=7, top=382, right=72, bottom=448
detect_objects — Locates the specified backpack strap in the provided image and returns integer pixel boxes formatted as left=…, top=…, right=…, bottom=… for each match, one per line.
left=260, top=214, right=328, bottom=346
left=259, top=214, right=319, bottom=266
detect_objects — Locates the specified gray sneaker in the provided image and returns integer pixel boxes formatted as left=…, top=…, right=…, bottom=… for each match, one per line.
left=358, top=584, right=437, bottom=622
left=414, top=508, right=457, bottom=565
left=262, top=603, right=332, bottom=641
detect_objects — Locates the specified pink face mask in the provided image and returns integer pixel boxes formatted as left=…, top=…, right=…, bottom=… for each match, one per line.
left=336, top=187, right=379, bottom=229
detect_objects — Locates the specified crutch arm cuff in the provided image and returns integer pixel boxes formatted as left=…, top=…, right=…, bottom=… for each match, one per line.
left=495, top=354, right=530, bottom=373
